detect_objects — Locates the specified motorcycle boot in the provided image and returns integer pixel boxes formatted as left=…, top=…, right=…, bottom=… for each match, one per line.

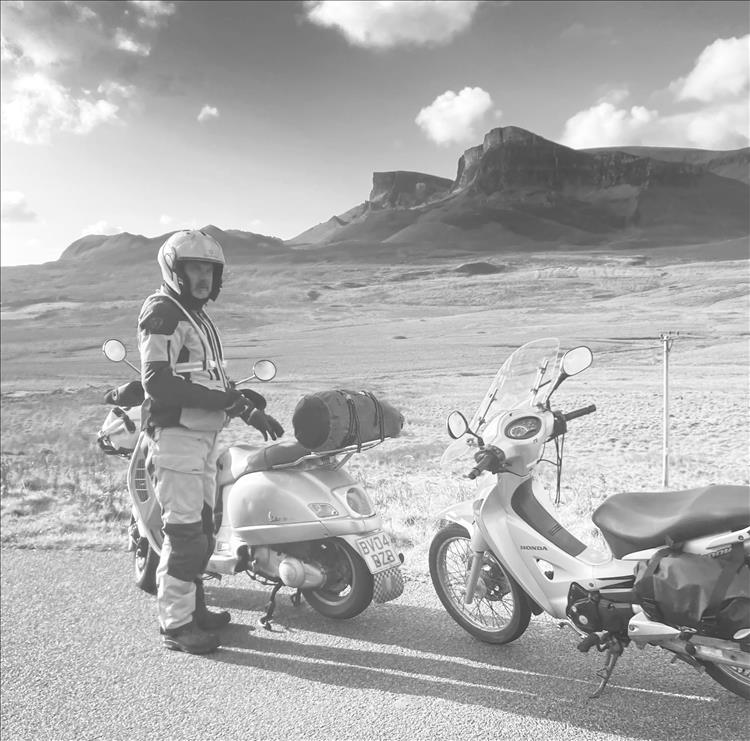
left=161, top=620, right=220, bottom=654
left=194, top=578, right=231, bottom=630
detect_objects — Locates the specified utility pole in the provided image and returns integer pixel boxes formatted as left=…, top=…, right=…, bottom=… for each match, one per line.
left=660, top=331, right=679, bottom=487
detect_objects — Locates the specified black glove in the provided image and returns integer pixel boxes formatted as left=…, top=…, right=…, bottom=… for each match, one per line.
left=245, top=408, right=284, bottom=441
left=239, top=388, right=267, bottom=410
left=224, top=389, right=253, bottom=418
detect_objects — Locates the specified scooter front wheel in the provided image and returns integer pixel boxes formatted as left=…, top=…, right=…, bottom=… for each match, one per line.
left=429, top=523, right=531, bottom=644
left=701, top=661, right=750, bottom=700
left=302, top=539, right=374, bottom=619
left=134, top=537, right=158, bottom=595
left=131, top=516, right=158, bottom=595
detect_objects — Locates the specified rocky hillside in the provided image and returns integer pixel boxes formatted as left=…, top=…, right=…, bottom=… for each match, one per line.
left=288, top=126, right=749, bottom=248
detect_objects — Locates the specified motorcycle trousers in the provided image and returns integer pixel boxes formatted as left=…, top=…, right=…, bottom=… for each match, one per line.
left=148, top=426, right=219, bottom=631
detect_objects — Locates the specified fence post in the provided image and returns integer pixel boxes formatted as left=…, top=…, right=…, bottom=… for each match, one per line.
left=660, top=331, right=679, bottom=487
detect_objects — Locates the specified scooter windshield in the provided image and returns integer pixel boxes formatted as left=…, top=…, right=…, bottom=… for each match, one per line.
left=441, top=337, right=561, bottom=465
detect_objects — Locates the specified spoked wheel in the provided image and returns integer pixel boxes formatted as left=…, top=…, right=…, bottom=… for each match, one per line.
left=302, top=539, right=373, bottom=619
left=133, top=533, right=158, bottom=595
left=429, top=523, right=531, bottom=644
left=701, top=661, right=750, bottom=700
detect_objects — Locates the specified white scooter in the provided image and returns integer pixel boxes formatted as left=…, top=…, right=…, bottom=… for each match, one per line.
left=98, top=339, right=404, bottom=627
left=429, top=338, right=750, bottom=698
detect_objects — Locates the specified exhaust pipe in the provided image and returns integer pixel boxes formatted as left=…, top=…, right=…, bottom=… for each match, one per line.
left=278, top=557, right=326, bottom=589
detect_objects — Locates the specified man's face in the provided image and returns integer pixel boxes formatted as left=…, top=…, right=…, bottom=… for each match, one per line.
left=182, top=260, right=214, bottom=300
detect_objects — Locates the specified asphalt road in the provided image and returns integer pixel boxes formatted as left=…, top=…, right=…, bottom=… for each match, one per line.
left=1, top=549, right=747, bottom=741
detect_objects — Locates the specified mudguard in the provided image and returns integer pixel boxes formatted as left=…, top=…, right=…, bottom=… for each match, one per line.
left=434, top=499, right=478, bottom=534
left=336, top=532, right=404, bottom=604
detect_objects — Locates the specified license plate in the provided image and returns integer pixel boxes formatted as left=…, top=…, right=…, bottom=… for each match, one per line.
left=356, top=531, right=399, bottom=574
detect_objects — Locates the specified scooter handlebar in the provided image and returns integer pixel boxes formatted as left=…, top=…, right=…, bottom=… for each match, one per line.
left=563, top=404, right=596, bottom=422
left=468, top=446, right=506, bottom=479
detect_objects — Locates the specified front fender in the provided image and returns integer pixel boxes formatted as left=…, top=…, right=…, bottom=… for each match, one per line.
left=434, top=498, right=480, bottom=533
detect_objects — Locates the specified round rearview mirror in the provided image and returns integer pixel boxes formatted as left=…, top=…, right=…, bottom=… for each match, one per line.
left=253, top=359, right=277, bottom=382
left=102, top=339, right=127, bottom=363
left=561, top=346, right=593, bottom=377
left=447, top=410, right=469, bottom=440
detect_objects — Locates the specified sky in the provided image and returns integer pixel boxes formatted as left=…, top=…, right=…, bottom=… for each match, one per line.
left=1, top=0, right=748, bottom=266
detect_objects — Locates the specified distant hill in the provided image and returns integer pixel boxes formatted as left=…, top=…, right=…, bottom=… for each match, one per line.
left=59, top=225, right=286, bottom=263
left=287, top=126, right=749, bottom=249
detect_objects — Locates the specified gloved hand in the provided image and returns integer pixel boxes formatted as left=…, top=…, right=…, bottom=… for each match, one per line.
left=245, top=408, right=285, bottom=441
left=224, top=389, right=254, bottom=419
left=238, top=388, right=267, bottom=410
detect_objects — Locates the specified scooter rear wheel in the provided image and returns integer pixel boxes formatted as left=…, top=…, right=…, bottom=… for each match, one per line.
left=302, top=539, right=373, bottom=619
left=429, top=523, right=531, bottom=644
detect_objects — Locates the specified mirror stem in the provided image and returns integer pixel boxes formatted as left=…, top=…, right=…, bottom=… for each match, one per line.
left=123, top=359, right=141, bottom=374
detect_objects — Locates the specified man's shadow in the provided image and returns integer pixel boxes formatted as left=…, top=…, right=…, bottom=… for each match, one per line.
left=202, top=582, right=740, bottom=741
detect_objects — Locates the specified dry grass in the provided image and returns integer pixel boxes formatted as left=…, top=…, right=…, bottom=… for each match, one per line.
left=2, top=247, right=748, bottom=571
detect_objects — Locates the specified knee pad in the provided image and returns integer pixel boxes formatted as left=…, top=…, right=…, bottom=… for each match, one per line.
left=163, top=521, right=207, bottom=582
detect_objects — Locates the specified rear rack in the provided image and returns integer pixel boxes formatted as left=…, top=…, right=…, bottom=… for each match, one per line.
left=269, top=439, right=385, bottom=471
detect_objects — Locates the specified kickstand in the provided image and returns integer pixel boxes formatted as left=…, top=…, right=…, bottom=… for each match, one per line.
left=291, top=589, right=302, bottom=607
left=259, top=581, right=283, bottom=630
left=590, top=638, right=624, bottom=699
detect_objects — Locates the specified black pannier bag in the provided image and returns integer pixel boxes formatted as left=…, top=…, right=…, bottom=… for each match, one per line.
left=633, top=543, right=750, bottom=639
left=293, top=390, right=404, bottom=452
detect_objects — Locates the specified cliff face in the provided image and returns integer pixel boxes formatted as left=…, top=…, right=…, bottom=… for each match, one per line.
left=452, top=126, right=711, bottom=196
left=287, top=125, right=749, bottom=248
left=369, top=171, right=453, bottom=209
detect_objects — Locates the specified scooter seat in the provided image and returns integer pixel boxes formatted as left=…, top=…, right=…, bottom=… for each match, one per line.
left=217, top=441, right=312, bottom=486
left=592, top=484, right=750, bottom=559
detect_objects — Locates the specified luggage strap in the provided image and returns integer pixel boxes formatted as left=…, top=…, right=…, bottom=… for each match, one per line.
left=343, top=393, right=361, bottom=451
left=342, top=391, right=387, bottom=452
left=361, top=391, right=386, bottom=442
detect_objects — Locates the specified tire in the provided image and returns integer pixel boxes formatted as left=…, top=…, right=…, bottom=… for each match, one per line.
left=429, top=523, right=531, bottom=644
left=134, top=535, right=158, bottom=595
left=302, top=539, right=374, bottom=619
left=701, top=661, right=750, bottom=700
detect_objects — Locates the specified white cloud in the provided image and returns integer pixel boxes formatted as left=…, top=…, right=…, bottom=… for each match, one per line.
left=81, top=219, right=123, bottom=236
left=97, top=80, right=136, bottom=99
left=197, top=105, right=219, bottom=123
left=114, top=28, right=151, bottom=56
left=561, top=36, right=750, bottom=150
left=415, top=86, right=496, bottom=145
left=159, top=213, right=173, bottom=225
left=2, top=72, right=120, bottom=144
left=1, top=191, right=37, bottom=223
left=0, top=1, right=174, bottom=144
left=1, top=33, right=23, bottom=63
left=303, top=0, right=480, bottom=49
left=560, top=97, right=658, bottom=149
left=670, top=35, right=750, bottom=103
left=62, top=1, right=100, bottom=24
left=130, top=1, right=177, bottom=29
left=560, top=96, right=748, bottom=150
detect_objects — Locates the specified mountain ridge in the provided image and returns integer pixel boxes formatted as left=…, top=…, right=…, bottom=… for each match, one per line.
left=287, top=126, right=749, bottom=248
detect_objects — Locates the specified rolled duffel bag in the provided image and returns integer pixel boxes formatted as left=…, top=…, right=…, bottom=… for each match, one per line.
left=293, top=390, right=404, bottom=452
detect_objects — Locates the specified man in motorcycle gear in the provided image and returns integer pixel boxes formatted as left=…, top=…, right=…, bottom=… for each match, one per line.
left=138, top=229, right=283, bottom=654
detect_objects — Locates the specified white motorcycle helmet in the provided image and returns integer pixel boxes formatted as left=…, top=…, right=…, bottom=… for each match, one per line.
left=157, top=229, right=225, bottom=302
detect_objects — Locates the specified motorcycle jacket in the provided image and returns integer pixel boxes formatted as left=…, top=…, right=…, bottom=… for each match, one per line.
left=138, top=286, right=231, bottom=431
